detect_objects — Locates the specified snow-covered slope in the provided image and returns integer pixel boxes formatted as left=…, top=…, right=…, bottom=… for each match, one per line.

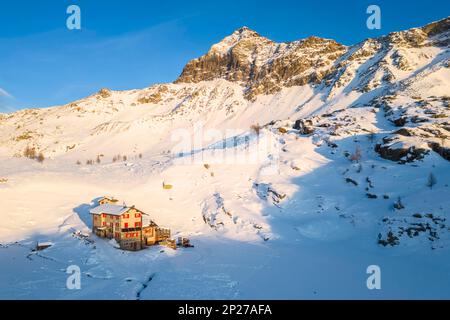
left=0, top=17, right=449, bottom=299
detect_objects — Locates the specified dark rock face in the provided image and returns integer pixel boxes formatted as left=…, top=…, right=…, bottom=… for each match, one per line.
left=293, top=119, right=315, bottom=135
left=394, top=128, right=414, bottom=136
left=429, top=142, right=450, bottom=161
left=375, top=138, right=429, bottom=163
left=393, top=117, right=407, bottom=127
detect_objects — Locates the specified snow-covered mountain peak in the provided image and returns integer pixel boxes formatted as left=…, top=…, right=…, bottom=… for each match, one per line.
left=382, top=16, right=450, bottom=48
left=1, top=16, right=449, bottom=162
left=208, top=26, right=272, bottom=55
left=231, top=26, right=261, bottom=39
left=175, top=27, right=346, bottom=99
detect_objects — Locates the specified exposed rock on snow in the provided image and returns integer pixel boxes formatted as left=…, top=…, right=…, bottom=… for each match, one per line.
left=375, top=135, right=430, bottom=163
left=379, top=213, right=450, bottom=249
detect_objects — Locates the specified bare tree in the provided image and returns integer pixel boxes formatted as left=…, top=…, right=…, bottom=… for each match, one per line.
left=367, top=131, right=376, bottom=144
left=393, top=197, right=405, bottom=210
left=349, top=146, right=362, bottom=162
left=36, top=152, right=45, bottom=163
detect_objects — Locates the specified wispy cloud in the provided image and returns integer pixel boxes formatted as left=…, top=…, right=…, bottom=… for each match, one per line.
left=0, top=87, right=16, bottom=112
left=0, top=87, right=12, bottom=98
left=0, top=18, right=195, bottom=109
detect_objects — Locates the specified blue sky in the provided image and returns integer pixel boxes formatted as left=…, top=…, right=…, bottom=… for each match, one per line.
left=0, top=0, right=449, bottom=111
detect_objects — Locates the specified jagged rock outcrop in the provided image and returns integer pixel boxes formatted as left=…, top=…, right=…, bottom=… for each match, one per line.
left=175, top=26, right=346, bottom=100
left=375, top=135, right=429, bottom=163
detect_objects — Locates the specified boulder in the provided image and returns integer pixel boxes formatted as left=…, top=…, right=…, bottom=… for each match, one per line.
left=429, top=142, right=450, bottom=161
left=375, top=135, right=429, bottom=163
left=293, top=119, right=314, bottom=135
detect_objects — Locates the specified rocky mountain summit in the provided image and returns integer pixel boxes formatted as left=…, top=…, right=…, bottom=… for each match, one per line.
left=176, top=18, right=450, bottom=101
left=175, top=26, right=346, bottom=99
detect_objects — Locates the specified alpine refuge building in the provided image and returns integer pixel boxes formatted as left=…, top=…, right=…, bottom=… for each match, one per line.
left=89, top=198, right=171, bottom=251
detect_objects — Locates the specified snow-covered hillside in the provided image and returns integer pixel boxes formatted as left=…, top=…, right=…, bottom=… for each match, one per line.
left=0, top=17, right=449, bottom=299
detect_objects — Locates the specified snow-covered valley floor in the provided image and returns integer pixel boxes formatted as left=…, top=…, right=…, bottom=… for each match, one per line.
left=1, top=122, right=449, bottom=299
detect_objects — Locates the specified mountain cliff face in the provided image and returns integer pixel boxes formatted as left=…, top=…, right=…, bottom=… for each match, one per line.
left=176, top=18, right=450, bottom=100
left=175, top=27, right=346, bottom=99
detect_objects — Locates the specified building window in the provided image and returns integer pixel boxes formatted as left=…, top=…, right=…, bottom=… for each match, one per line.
left=102, top=213, right=106, bottom=218
left=135, top=222, right=141, bottom=227
left=116, top=223, right=119, bottom=228
left=135, top=213, right=141, bottom=218
left=102, top=222, right=106, bottom=226
left=124, top=222, right=128, bottom=228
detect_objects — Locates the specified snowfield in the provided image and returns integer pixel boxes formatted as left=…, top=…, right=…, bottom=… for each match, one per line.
left=1, top=18, right=450, bottom=299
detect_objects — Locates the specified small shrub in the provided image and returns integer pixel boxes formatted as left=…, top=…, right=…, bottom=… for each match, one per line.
left=367, top=131, right=376, bottom=143
left=278, top=127, right=288, bottom=134
left=250, top=123, right=261, bottom=136
left=394, top=197, right=405, bottom=210
left=113, top=154, right=121, bottom=163
left=36, top=152, right=45, bottom=163
left=427, top=172, right=437, bottom=189
left=23, top=146, right=36, bottom=159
